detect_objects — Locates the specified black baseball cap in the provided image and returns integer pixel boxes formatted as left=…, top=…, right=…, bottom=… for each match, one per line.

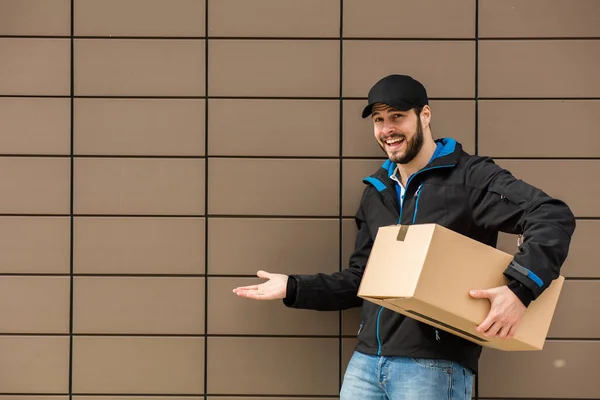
left=361, top=74, right=429, bottom=118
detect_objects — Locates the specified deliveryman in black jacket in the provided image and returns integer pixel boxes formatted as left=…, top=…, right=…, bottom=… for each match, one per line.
left=233, top=74, right=576, bottom=400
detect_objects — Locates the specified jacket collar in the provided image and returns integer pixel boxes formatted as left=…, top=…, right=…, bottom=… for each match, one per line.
left=380, top=137, right=461, bottom=175
left=363, top=137, right=462, bottom=195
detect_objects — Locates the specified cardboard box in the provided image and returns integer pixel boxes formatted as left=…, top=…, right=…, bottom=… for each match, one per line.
left=357, top=223, right=564, bottom=351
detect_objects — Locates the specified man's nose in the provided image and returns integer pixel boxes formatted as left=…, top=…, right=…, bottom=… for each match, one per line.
left=382, top=122, right=395, bottom=136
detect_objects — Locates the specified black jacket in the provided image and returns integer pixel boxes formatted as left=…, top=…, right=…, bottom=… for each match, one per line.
left=284, top=138, right=576, bottom=373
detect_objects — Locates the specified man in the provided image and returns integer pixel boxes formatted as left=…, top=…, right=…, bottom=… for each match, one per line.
left=233, top=74, right=576, bottom=399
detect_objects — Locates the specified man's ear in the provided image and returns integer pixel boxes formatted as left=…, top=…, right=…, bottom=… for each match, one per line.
left=421, top=105, right=432, bottom=126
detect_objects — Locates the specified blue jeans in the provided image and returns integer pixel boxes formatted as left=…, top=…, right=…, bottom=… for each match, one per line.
left=340, top=351, right=473, bottom=400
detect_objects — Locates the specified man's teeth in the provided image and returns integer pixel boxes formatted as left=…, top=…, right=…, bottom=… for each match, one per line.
left=386, top=138, right=404, bottom=145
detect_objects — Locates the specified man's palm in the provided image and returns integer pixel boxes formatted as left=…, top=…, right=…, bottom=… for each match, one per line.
left=233, top=270, right=288, bottom=300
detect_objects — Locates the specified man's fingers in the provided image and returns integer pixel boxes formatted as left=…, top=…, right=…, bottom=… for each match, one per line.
left=257, top=270, right=272, bottom=280
left=232, top=284, right=259, bottom=293
left=497, top=324, right=511, bottom=339
left=469, top=289, right=491, bottom=299
left=473, top=285, right=526, bottom=339
left=235, top=289, right=276, bottom=300
left=507, top=325, right=516, bottom=339
left=483, top=321, right=502, bottom=337
left=476, top=313, right=494, bottom=333
left=233, top=287, right=259, bottom=296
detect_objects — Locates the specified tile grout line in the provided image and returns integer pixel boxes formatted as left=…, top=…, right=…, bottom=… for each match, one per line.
left=4, top=34, right=600, bottom=40
left=474, top=0, right=480, bottom=398
left=338, top=0, right=345, bottom=391
left=68, top=0, right=75, bottom=398
left=474, top=0, right=480, bottom=158
left=2, top=155, right=600, bottom=160
left=204, top=0, right=210, bottom=398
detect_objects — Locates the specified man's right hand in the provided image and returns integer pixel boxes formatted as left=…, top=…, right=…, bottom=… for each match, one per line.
left=232, top=270, right=289, bottom=300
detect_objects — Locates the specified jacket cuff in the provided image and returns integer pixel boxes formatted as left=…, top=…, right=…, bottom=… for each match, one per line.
left=503, top=259, right=545, bottom=299
left=507, top=279, right=535, bottom=307
left=282, top=275, right=298, bottom=307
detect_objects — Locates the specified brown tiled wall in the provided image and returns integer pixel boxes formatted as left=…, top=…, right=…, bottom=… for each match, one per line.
left=0, top=0, right=598, bottom=399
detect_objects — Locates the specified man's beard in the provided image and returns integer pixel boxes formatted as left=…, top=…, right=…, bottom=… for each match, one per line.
left=379, top=118, right=424, bottom=164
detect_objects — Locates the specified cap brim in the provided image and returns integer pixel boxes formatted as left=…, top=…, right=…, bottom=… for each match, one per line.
left=361, top=104, right=374, bottom=118
left=361, top=101, right=415, bottom=119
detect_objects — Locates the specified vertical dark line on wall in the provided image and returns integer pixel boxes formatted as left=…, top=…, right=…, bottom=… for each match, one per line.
left=204, top=0, right=210, bottom=398
left=474, top=0, right=479, bottom=157
left=68, top=0, right=75, bottom=398
left=474, top=2, right=480, bottom=397
left=338, top=0, right=344, bottom=391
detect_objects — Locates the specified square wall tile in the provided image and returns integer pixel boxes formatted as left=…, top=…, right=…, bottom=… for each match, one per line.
left=0, top=397, right=68, bottom=400
left=73, top=337, right=204, bottom=394
left=74, top=158, right=205, bottom=215
left=75, top=0, right=206, bottom=37
left=479, top=0, right=600, bottom=38
left=209, top=0, right=339, bottom=37
left=75, top=99, right=205, bottom=156
left=0, top=217, right=70, bottom=274
left=208, top=99, right=338, bottom=157
left=209, top=40, right=339, bottom=97
left=0, top=0, right=70, bottom=36
left=0, top=38, right=70, bottom=95
left=74, top=277, right=205, bottom=334
left=479, top=40, right=600, bottom=98
left=74, top=217, right=205, bottom=275
left=344, top=0, right=474, bottom=38
left=0, top=98, right=70, bottom=155
left=0, top=277, right=69, bottom=333
left=478, top=100, right=600, bottom=157
left=0, top=336, right=69, bottom=393
left=208, top=158, right=339, bottom=216
left=74, top=39, right=205, bottom=96
left=208, top=218, right=339, bottom=275
left=0, top=157, right=70, bottom=214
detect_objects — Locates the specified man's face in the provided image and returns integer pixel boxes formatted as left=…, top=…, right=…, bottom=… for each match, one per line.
left=371, top=103, right=424, bottom=164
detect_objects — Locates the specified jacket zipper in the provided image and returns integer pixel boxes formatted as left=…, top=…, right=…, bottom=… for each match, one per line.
left=412, top=183, right=424, bottom=224
left=376, top=307, right=384, bottom=355
left=372, top=164, right=453, bottom=354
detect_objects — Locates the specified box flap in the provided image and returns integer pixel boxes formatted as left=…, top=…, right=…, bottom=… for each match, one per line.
left=358, top=224, right=436, bottom=299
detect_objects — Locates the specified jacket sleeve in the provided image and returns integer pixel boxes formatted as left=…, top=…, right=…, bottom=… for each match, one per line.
left=466, top=156, right=576, bottom=301
left=282, top=191, right=374, bottom=311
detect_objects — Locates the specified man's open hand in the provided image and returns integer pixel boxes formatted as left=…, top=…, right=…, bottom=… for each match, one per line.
left=469, top=285, right=526, bottom=339
left=232, top=270, right=289, bottom=300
